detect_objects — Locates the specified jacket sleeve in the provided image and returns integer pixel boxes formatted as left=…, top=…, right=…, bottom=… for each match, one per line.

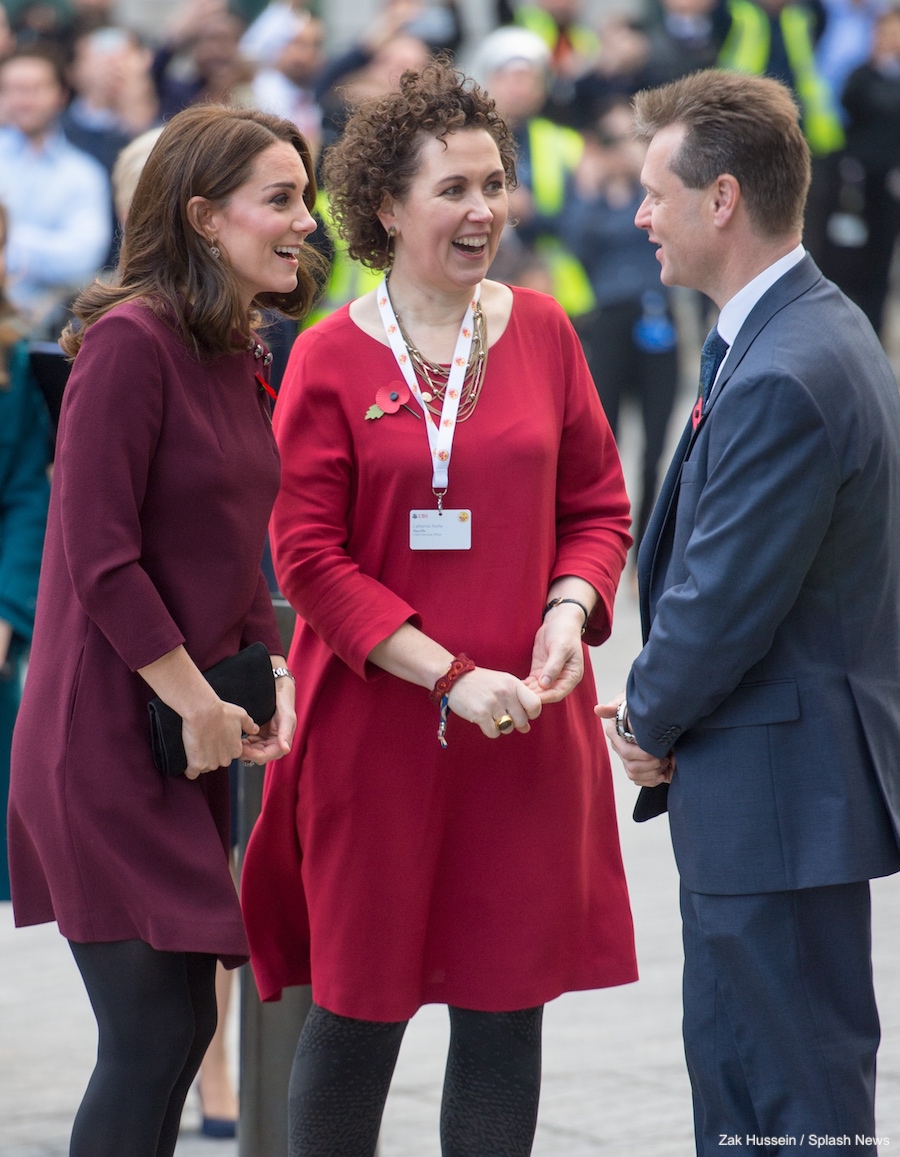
left=270, top=332, right=421, bottom=680
left=57, top=313, right=187, bottom=671
left=626, top=367, right=839, bottom=756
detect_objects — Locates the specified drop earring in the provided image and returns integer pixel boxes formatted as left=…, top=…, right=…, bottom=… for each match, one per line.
left=384, top=224, right=397, bottom=267
left=209, top=238, right=221, bottom=259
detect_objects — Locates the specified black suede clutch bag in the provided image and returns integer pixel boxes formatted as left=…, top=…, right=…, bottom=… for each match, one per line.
left=633, top=783, right=669, bottom=823
left=148, top=642, right=276, bottom=777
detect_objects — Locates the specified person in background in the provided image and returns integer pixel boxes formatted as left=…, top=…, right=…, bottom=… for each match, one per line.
left=821, top=4, right=900, bottom=336
left=110, top=125, right=165, bottom=227
left=639, top=0, right=729, bottom=88
left=815, top=0, right=885, bottom=105
left=241, top=58, right=636, bottom=1157
left=248, top=10, right=326, bottom=160
left=716, top=0, right=845, bottom=263
left=513, top=0, right=598, bottom=122
left=569, top=14, right=652, bottom=128
left=314, top=0, right=437, bottom=151
left=474, top=27, right=595, bottom=319
left=0, top=199, right=51, bottom=905
left=561, top=98, right=680, bottom=552
left=7, top=104, right=318, bottom=1157
left=62, top=26, right=158, bottom=173
left=62, top=27, right=158, bottom=269
left=151, top=0, right=252, bottom=120
left=0, top=45, right=111, bottom=336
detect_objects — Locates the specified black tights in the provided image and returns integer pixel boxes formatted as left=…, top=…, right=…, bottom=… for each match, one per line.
left=289, top=1002, right=543, bottom=1157
left=68, top=939, right=218, bottom=1157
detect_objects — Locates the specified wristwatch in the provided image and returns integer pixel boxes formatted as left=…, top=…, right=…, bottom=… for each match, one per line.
left=615, top=699, right=637, bottom=744
left=272, top=666, right=294, bottom=681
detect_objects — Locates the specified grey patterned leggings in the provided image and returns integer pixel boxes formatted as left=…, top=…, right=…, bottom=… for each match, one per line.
left=288, top=1002, right=544, bottom=1156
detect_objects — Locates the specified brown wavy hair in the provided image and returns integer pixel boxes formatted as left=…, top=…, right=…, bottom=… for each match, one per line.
left=322, top=57, right=517, bottom=270
left=61, top=104, right=326, bottom=359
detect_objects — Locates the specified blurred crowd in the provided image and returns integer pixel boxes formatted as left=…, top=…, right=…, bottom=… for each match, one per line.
left=0, top=0, right=898, bottom=350
left=1, top=0, right=899, bottom=541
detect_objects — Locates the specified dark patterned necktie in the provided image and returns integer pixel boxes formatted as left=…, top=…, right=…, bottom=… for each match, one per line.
left=692, top=326, right=729, bottom=430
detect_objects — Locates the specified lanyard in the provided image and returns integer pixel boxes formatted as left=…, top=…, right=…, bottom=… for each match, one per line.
left=376, top=277, right=479, bottom=504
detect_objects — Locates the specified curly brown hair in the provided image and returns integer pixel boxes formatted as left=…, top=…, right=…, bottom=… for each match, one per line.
left=61, top=104, right=326, bottom=359
left=322, top=57, right=517, bottom=270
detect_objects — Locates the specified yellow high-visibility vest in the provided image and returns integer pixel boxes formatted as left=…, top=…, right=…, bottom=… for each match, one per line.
left=527, top=118, right=596, bottom=317
left=515, top=5, right=599, bottom=59
left=718, top=0, right=844, bottom=155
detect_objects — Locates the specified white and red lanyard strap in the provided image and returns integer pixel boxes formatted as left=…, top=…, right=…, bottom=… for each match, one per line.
left=376, top=276, right=479, bottom=505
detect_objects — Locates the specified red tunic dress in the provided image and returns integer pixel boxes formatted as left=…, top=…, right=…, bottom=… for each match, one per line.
left=8, top=301, right=282, bottom=966
left=241, top=288, right=638, bottom=1016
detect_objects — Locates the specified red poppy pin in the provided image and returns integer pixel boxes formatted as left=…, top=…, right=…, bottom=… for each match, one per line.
left=365, top=380, right=418, bottom=420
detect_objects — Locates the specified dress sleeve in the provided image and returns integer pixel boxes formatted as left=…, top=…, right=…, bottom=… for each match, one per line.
left=547, top=302, right=633, bottom=645
left=270, top=327, right=421, bottom=679
left=57, top=311, right=187, bottom=671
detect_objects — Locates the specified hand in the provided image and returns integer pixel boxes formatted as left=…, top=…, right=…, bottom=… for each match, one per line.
left=595, top=696, right=675, bottom=786
left=240, top=676, right=297, bottom=765
left=182, top=699, right=258, bottom=780
left=524, top=605, right=585, bottom=703
left=167, top=0, right=227, bottom=46
left=447, top=666, right=542, bottom=738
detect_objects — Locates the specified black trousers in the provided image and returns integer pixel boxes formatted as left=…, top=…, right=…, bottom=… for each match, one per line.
left=576, top=300, right=679, bottom=549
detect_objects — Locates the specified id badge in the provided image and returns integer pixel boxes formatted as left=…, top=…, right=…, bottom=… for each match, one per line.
left=409, top=509, right=472, bottom=550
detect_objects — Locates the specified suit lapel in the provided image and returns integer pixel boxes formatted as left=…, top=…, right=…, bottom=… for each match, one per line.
left=638, top=255, right=823, bottom=633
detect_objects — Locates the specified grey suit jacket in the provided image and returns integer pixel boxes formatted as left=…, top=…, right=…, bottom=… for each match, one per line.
left=628, top=256, right=900, bottom=894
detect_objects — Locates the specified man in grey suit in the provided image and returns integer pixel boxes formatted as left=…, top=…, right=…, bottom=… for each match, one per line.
left=599, top=70, right=900, bottom=1154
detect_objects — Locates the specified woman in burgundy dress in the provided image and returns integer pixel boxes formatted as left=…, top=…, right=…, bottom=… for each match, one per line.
left=241, top=60, right=638, bottom=1156
left=7, top=105, right=321, bottom=1157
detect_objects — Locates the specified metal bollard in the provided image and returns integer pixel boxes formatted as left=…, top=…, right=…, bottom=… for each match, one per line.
left=237, top=597, right=380, bottom=1156
left=237, top=598, right=310, bottom=1157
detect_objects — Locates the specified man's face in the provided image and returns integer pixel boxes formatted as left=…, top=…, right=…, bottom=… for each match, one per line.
left=635, top=123, right=716, bottom=293
left=276, top=20, right=325, bottom=87
left=0, top=57, right=66, bottom=139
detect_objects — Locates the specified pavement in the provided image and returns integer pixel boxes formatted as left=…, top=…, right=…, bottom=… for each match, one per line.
left=3, top=302, right=900, bottom=1155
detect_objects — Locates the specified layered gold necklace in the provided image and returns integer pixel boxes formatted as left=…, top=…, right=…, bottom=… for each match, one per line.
left=393, top=301, right=488, bottom=423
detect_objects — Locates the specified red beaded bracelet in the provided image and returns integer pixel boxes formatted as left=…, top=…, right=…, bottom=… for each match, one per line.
left=430, top=654, right=476, bottom=705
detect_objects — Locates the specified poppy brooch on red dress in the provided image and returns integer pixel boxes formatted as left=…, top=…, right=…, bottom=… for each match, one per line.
left=365, top=380, right=418, bottom=420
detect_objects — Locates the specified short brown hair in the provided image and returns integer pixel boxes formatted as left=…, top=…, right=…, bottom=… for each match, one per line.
left=632, top=70, right=811, bottom=237
left=0, top=45, right=68, bottom=92
left=322, top=57, right=517, bottom=270
left=62, top=104, right=325, bottom=358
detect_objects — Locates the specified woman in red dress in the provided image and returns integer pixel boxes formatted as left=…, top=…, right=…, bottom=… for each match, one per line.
left=241, top=59, right=638, bottom=1156
left=7, top=105, right=322, bottom=1156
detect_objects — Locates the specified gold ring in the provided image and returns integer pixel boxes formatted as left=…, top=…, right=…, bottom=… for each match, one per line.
left=494, top=714, right=514, bottom=733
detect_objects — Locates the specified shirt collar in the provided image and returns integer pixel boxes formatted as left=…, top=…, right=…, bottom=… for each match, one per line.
left=716, top=243, right=806, bottom=349
left=0, top=123, right=68, bottom=160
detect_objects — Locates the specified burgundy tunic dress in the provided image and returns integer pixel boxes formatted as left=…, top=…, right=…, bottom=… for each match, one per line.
left=241, top=288, right=638, bottom=1018
left=8, top=300, right=282, bottom=965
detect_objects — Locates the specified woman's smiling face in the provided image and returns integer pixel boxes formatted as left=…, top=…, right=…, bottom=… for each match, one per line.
left=380, top=129, right=509, bottom=293
left=201, top=139, right=317, bottom=307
